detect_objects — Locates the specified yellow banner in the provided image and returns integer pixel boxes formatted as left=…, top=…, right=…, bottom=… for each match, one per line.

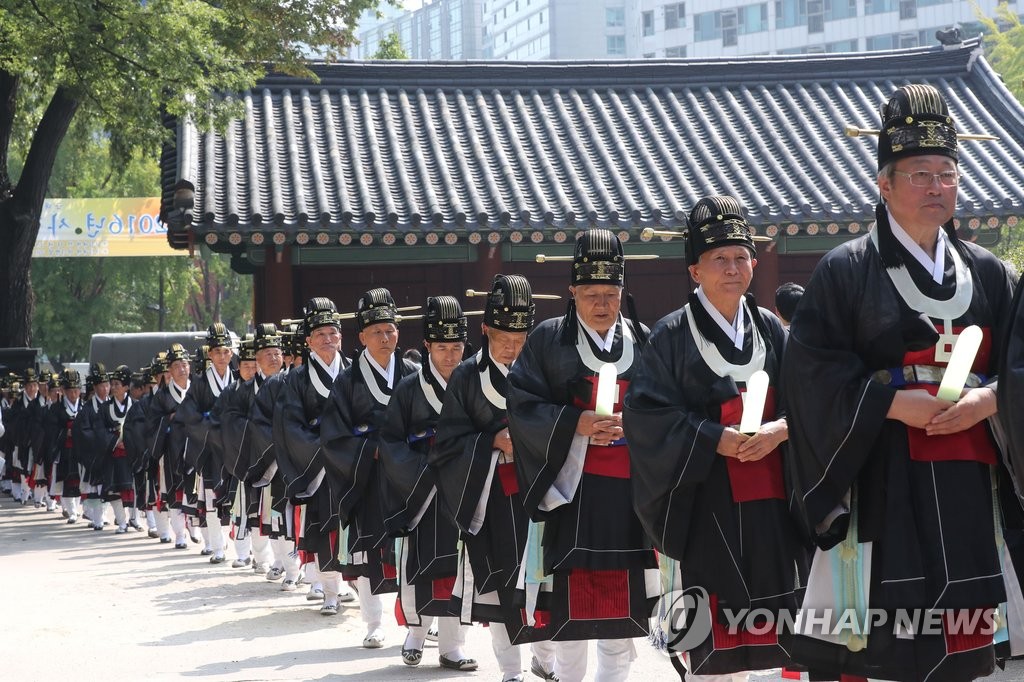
left=32, top=197, right=183, bottom=258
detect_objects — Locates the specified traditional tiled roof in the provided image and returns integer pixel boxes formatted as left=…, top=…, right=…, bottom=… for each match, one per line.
left=162, top=38, right=1024, bottom=251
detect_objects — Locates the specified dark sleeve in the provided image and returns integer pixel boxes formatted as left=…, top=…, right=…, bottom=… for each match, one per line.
left=507, top=323, right=583, bottom=521
left=246, top=377, right=280, bottom=484
left=122, top=399, right=149, bottom=473
left=176, top=382, right=214, bottom=474
left=998, top=275, right=1024, bottom=496
left=429, top=362, right=500, bottom=534
left=319, top=370, right=378, bottom=524
left=273, top=371, right=326, bottom=498
left=378, top=375, right=436, bottom=535
left=622, top=313, right=725, bottom=560
left=780, top=254, right=896, bottom=547
left=215, top=383, right=251, bottom=481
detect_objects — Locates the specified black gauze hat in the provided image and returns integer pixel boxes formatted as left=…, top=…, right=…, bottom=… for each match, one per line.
left=304, top=297, right=340, bottom=336
left=878, top=83, right=958, bottom=170
left=687, top=195, right=756, bottom=266
left=87, top=362, right=108, bottom=385
left=22, top=368, right=39, bottom=384
left=254, top=323, right=282, bottom=351
left=239, top=335, right=256, bottom=362
left=166, top=343, right=190, bottom=366
left=424, top=296, right=468, bottom=343
left=60, top=369, right=82, bottom=389
left=110, top=365, right=132, bottom=385
left=357, top=288, right=398, bottom=331
left=573, top=229, right=624, bottom=286
left=484, top=275, right=535, bottom=332
left=205, top=323, right=232, bottom=349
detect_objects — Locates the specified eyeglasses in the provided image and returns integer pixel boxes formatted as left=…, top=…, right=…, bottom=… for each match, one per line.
left=892, top=170, right=960, bottom=188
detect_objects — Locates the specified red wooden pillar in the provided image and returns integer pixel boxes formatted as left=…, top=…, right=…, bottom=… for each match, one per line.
left=753, top=242, right=780, bottom=311
left=255, top=245, right=295, bottom=323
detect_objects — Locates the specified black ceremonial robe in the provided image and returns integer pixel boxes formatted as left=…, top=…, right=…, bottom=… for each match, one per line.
left=430, top=350, right=550, bottom=644
left=7, top=394, right=46, bottom=481
left=42, top=398, right=83, bottom=497
left=123, top=392, right=157, bottom=511
left=177, top=367, right=233, bottom=491
left=782, top=230, right=1018, bottom=682
left=623, top=294, right=805, bottom=675
left=320, top=350, right=416, bottom=591
left=508, top=316, right=658, bottom=642
left=211, top=376, right=260, bottom=532
left=274, top=355, right=350, bottom=566
left=75, top=395, right=110, bottom=489
left=248, top=372, right=290, bottom=539
left=146, top=381, right=190, bottom=509
left=379, top=359, right=462, bottom=623
left=78, top=396, right=135, bottom=501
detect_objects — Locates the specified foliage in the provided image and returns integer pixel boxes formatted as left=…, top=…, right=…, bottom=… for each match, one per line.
left=372, top=31, right=410, bottom=60
left=978, top=3, right=1024, bottom=274
left=0, top=0, right=389, bottom=348
left=26, top=124, right=253, bottom=363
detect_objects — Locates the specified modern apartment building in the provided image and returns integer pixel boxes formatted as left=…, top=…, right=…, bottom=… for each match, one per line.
left=354, top=0, right=1016, bottom=60
left=635, top=0, right=1015, bottom=58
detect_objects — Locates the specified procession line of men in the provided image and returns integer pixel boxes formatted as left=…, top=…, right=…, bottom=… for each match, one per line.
left=6, top=82, right=1024, bottom=682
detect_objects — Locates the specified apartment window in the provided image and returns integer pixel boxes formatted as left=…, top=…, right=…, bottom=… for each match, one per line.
left=899, top=0, right=916, bottom=19
left=737, top=3, right=768, bottom=34
left=865, top=0, right=897, bottom=13
left=694, top=11, right=721, bottom=41
left=917, top=0, right=950, bottom=5
left=665, top=45, right=687, bottom=57
left=826, top=38, right=859, bottom=51
left=665, top=2, right=686, bottom=30
left=607, top=7, right=625, bottom=27
left=642, top=10, right=654, bottom=36
left=722, top=9, right=737, bottom=46
left=775, top=0, right=806, bottom=28
left=643, top=52, right=655, bottom=57
left=807, top=0, right=823, bottom=33
left=824, top=0, right=856, bottom=20
left=865, top=33, right=895, bottom=50
left=607, top=35, right=626, bottom=55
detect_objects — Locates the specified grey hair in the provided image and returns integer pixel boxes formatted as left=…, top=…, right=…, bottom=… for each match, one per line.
left=877, top=162, right=895, bottom=182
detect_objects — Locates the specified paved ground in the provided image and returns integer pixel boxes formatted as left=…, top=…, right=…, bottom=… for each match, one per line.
left=0, top=494, right=672, bottom=681
left=3, top=493, right=1022, bottom=681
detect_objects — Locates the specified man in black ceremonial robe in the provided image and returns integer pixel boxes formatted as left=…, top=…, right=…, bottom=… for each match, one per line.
left=431, top=274, right=557, bottom=682
left=320, top=288, right=418, bottom=648
left=783, top=84, right=1019, bottom=682
left=80, top=365, right=137, bottom=533
left=379, top=295, right=477, bottom=671
left=507, top=229, right=657, bottom=682
left=75, top=363, right=111, bottom=531
left=42, top=370, right=84, bottom=523
left=624, top=197, right=805, bottom=680
left=176, top=324, right=236, bottom=563
left=147, top=344, right=193, bottom=548
left=7, top=369, right=47, bottom=508
left=123, top=355, right=168, bottom=540
left=274, top=298, right=350, bottom=595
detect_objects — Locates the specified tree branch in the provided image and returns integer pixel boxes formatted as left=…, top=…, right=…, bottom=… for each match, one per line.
left=16, top=85, right=80, bottom=215
left=0, top=70, right=18, bottom=201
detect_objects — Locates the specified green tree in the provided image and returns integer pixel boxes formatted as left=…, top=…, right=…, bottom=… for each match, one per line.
left=0, top=0, right=386, bottom=348
left=372, top=31, right=410, bottom=59
left=978, top=3, right=1024, bottom=274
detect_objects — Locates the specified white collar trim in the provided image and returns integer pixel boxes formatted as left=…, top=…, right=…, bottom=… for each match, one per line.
left=696, top=286, right=745, bottom=351
left=888, top=209, right=946, bottom=284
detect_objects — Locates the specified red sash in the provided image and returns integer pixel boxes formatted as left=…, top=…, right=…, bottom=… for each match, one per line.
left=574, top=375, right=632, bottom=479
left=113, top=442, right=127, bottom=458
left=497, top=462, right=519, bottom=497
left=900, top=327, right=997, bottom=465
left=718, top=388, right=785, bottom=503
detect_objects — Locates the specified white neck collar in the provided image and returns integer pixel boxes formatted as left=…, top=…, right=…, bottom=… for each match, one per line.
left=888, top=209, right=946, bottom=285
left=696, top=286, right=745, bottom=351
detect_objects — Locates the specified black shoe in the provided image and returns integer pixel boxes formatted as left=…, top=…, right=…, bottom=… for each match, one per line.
left=209, top=555, right=226, bottom=564
left=174, top=542, right=187, bottom=549
left=439, top=654, right=478, bottom=671
left=200, top=548, right=214, bottom=556
left=401, top=647, right=422, bottom=666
left=530, top=656, right=558, bottom=681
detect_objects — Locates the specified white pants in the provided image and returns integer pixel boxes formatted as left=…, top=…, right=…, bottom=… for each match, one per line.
left=687, top=674, right=755, bottom=682
left=170, top=508, right=187, bottom=543
left=202, top=488, right=225, bottom=556
left=61, top=495, right=80, bottom=518
left=111, top=499, right=127, bottom=528
left=235, top=529, right=273, bottom=564
left=270, top=538, right=301, bottom=579
left=489, top=623, right=557, bottom=676
left=554, top=638, right=637, bottom=682
left=407, top=616, right=467, bottom=659
left=355, top=576, right=383, bottom=628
